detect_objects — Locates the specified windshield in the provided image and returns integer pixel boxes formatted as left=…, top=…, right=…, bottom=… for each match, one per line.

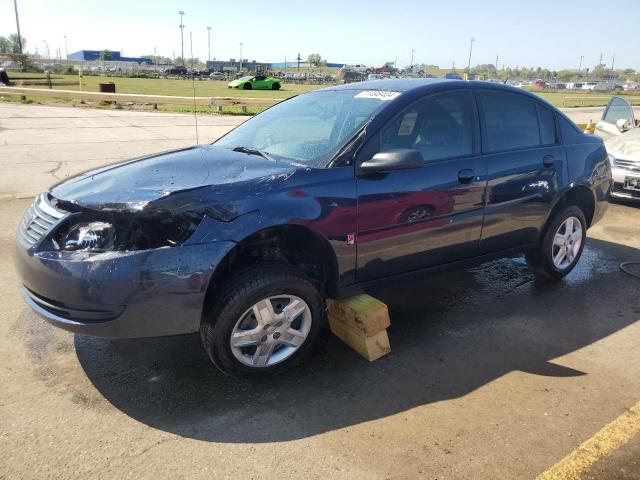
left=214, top=89, right=397, bottom=167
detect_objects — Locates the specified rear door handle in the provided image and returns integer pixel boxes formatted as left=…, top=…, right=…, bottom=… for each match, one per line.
left=543, top=155, right=555, bottom=167
left=458, top=169, right=475, bottom=184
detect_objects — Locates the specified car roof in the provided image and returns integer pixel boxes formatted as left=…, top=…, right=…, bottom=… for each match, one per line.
left=325, top=78, right=455, bottom=92
left=316, top=78, right=557, bottom=109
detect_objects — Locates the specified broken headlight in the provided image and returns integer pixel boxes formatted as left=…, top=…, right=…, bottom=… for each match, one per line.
left=61, top=222, right=115, bottom=252
left=53, top=211, right=202, bottom=252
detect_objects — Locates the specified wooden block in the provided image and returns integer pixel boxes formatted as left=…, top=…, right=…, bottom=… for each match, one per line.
left=328, top=315, right=391, bottom=361
left=326, top=295, right=390, bottom=337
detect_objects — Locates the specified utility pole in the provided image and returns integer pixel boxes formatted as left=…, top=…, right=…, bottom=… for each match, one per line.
left=178, top=10, right=185, bottom=66
left=410, top=49, right=415, bottom=69
left=207, top=26, right=211, bottom=62
left=466, top=37, right=475, bottom=72
left=153, top=46, right=157, bottom=66
left=13, top=0, right=23, bottom=53
left=578, top=55, right=583, bottom=78
left=239, top=43, right=243, bottom=72
left=611, top=54, right=616, bottom=80
left=189, top=32, right=194, bottom=69
left=64, top=36, right=68, bottom=63
left=296, top=52, right=301, bottom=72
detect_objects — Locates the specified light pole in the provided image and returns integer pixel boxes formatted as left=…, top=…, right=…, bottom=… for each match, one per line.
left=239, top=43, right=243, bottom=72
left=64, top=35, right=68, bottom=63
left=410, top=49, right=415, bottom=69
left=467, top=37, right=475, bottom=73
left=178, top=10, right=185, bottom=66
left=13, top=0, right=23, bottom=54
left=207, top=26, right=211, bottom=63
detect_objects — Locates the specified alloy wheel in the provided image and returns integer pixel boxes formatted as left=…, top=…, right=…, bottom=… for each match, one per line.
left=230, top=295, right=312, bottom=367
left=551, top=216, right=583, bottom=270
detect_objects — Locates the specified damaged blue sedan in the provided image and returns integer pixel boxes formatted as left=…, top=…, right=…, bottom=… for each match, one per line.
left=16, top=79, right=612, bottom=376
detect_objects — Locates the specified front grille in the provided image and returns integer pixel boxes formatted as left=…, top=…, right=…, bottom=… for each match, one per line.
left=615, top=158, right=640, bottom=173
left=18, top=194, right=67, bottom=247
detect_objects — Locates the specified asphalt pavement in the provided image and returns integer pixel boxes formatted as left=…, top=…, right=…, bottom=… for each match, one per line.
left=1, top=103, right=639, bottom=479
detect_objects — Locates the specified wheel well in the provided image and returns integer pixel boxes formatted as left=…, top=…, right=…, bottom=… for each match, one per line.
left=206, top=225, right=339, bottom=301
left=548, top=186, right=596, bottom=228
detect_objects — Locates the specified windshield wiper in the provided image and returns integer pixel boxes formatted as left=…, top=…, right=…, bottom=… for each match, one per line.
left=232, top=146, right=275, bottom=161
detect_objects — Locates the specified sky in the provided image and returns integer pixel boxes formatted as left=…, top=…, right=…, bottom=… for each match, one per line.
left=1, top=0, right=639, bottom=70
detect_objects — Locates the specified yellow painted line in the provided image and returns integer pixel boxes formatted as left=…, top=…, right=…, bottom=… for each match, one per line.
left=536, top=401, right=640, bottom=480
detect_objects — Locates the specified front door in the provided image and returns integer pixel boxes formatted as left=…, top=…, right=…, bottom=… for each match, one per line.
left=355, top=89, right=487, bottom=281
left=595, top=96, right=636, bottom=140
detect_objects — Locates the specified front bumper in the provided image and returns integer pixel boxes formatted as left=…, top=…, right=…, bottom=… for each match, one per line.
left=611, top=166, right=640, bottom=201
left=16, top=239, right=235, bottom=339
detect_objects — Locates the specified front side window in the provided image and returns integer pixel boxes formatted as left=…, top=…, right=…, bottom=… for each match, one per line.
left=215, top=90, right=395, bottom=167
left=378, top=90, right=475, bottom=163
left=603, top=97, right=634, bottom=125
left=478, top=91, right=541, bottom=152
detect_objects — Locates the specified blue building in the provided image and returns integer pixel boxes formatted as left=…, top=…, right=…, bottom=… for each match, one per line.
left=67, top=50, right=152, bottom=65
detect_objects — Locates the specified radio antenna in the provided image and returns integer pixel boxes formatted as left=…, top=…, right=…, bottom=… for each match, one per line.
left=190, top=31, right=199, bottom=145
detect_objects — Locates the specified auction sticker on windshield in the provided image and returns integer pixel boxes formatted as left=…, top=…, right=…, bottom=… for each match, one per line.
left=354, top=91, right=401, bottom=101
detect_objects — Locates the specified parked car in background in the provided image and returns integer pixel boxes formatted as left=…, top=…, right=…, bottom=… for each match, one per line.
left=344, top=64, right=368, bottom=74
left=164, top=66, right=187, bottom=76
left=16, top=79, right=611, bottom=376
left=594, top=96, right=640, bottom=201
left=209, top=71, right=226, bottom=80
left=228, top=75, right=281, bottom=90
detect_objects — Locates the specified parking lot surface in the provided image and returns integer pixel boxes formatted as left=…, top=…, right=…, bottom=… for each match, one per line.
left=1, top=104, right=640, bottom=479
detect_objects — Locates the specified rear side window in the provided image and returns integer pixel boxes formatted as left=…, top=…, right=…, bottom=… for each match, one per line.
left=379, top=90, right=475, bottom=163
left=478, top=91, right=548, bottom=152
left=537, top=105, right=556, bottom=145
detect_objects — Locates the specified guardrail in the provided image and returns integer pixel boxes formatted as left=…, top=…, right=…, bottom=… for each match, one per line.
left=0, top=86, right=283, bottom=110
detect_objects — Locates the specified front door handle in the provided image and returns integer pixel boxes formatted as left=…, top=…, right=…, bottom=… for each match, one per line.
left=543, top=155, right=555, bottom=167
left=458, top=169, right=475, bottom=184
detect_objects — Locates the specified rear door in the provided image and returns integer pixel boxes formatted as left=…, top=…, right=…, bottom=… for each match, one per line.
left=476, top=89, right=566, bottom=253
left=355, top=89, right=488, bottom=281
left=595, top=96, right=636, bottom=140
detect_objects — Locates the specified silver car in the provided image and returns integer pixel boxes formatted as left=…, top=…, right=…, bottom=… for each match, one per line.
left=595, top=96, right=640, bottom=201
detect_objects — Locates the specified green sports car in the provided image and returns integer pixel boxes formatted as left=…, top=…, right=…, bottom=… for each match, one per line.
left=228, top=75, right=281, bottom=90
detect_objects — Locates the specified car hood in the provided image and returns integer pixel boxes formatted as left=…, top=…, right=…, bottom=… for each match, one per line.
left=605, top=128, right=640, bottom=162
left=228, top=79, right=244, bottom=87
left=50, top=145, right=299, bottom=212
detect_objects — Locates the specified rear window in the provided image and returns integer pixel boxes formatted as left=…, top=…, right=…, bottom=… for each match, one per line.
left=478, top=91, right=552, bottom=152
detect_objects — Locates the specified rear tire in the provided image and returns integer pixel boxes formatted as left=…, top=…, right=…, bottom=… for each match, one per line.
left=526, top=205, right=587, bottom=281
left=200, top=263, right=325, bottom=376
left=271, top=82, right=281, bottom=90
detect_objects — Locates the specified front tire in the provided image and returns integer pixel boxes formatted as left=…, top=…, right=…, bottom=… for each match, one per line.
left=243, top=82, right=252, bottom=90
left=200, top=263, right=325, bottom=376
left=526, top=205, right=587, bottom=281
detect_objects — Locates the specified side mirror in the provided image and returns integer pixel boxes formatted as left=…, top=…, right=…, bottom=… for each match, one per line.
left=616, top=118, right=632, bottom=133
left=359, top=149, right=423, bottom=174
